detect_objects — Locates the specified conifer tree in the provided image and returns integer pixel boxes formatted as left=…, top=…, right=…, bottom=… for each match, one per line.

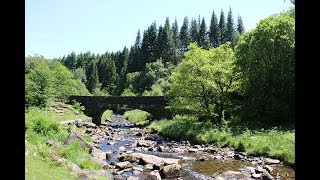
left=226, top=7, right=236, bottom=47
left=190, top=18, right=199, bottom=44
left=87, top=61, right=99, bottom=93
left=140, top=22, right=158, bottom=68
left=237, top=15, right=245, bottom=35
left=179, top=17, right=190, bottom=52
left=219, top=10, right=227, bottom=45
left=209, top=10, right=220, bottom=48
left=171, top=18, right=180, bottom=64
left=199, top=17, right=210, bottom=49
left=157, top=17, right=174, bottom=64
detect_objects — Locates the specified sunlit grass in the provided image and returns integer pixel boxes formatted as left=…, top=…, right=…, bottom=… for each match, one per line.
left=123, top=109, right=151, bottom=126
left=147, top=115, right=295, bottom=164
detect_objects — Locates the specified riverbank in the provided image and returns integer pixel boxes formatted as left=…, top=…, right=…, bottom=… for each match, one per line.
left=147, top=115, right=295, bottom=166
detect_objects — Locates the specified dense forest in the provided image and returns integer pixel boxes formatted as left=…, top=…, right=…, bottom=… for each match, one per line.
left=26, top=7, right=294, bottom=125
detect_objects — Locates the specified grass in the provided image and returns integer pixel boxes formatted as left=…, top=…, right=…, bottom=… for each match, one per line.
left=26, top=155, right=75, bottom=180
left=44, top=101, right=90, bottom=122
left=147, top=115, right=295, bottom=165
left=25, top=139, right=75, bottom=180
left=25, top=103, right=107, bottom=179
left=57, top=141, right=101, bottom=170
left=123, top=109, right=151, bottom=126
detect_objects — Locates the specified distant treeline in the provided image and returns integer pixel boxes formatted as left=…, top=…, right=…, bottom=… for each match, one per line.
left=56, top=8, right=245, bottom=96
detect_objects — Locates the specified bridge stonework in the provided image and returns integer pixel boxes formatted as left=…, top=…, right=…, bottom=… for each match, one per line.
left=68, top=96, right=172, bottom=124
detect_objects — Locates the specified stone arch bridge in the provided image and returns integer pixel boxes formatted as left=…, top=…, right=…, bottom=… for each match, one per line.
left=68, top=96, right=172, bottom=124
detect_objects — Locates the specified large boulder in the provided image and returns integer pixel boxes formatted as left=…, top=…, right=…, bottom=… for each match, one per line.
left=136, top=140, right=157, bottom=148
left=117, top=153, right=179, bottom=169
left=114, top=161, right=133, bottom=170
left=159, top=164, right=181, bottom=178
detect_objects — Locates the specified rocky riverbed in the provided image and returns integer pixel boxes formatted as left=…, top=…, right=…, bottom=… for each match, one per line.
left=60, top=114, right=295, bottom=180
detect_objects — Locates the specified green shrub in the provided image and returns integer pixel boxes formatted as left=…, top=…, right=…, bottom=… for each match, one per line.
left=123, top=109, right=151, bottom=125
left=26, top=107, right=62, bottom=138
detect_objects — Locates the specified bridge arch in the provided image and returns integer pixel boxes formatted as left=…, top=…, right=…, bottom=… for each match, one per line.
left=68, top=96, right=172, bottom=124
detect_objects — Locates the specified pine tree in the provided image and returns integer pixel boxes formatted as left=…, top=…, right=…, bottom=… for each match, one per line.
left=87, top=61, right=99, bottom=93
left=140, top=22, right=158, bottom=68
left=209, top=10, right=220, bottom=47
left=135, top=29, right=142, bottom=48
left=226, top=7, right=236, bottom=47
left=237, top=15, right=245, bottom=35
left=179, top=17, right=190, bottom=52
left=115, top=57, right=128, bottom=95
left=127, top=31, right=142, bottom=73
left=190, top=18, right=199, bottom=44
left=64, top=52, right=77, bottom=70
left=219, top=10, right=227, bottom=45
left=199, top=17, right=210, bottom=49
left=171, top=18, right=180, bottom=64
left=157, top=17, right=174, bottom=64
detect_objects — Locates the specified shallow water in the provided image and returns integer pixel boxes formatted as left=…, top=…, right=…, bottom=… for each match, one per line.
left=191, top=159, right=251, bottom=176
left=98, top=114, right=295, bottom=179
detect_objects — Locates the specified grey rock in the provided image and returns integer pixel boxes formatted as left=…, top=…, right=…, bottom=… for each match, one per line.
left=264, top=158, right=280, bottom=165
left=160, top=164, right=181, bottom=178
left=115, top=161, right=132, bottom=169
left=46, top=140, right=61, bottom=148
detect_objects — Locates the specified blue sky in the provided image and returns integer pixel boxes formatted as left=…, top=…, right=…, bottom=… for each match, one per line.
left=25, top=0, right=293, bottom=59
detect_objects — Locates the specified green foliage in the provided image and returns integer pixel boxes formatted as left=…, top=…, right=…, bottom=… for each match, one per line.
left=219, top=10, right=227, bottom=45
left=87, top=61, right=100, bottom=93
left=147, top=117, right=295, bottom=164
left=57, top=141, right=101, bottom=170
left=72, top=67, right=87, bottom=84
left=121, top=88, right=136, bottom=96
left=102, top=110, right=113, bottom=122
left=168, top=42, right=239, bottom=123
left=123, top=109, right=151, bottom=126
left=71, top=100, right=85, bottom=112
left=26, top=107, right=62, bottom=140
left=209, top=10, right=220, bottom=48
left=25, top=56, right=82, bottom=107
left=235, top=11, right=295, bottom=123
left=237, top=15, right=245, bottom=35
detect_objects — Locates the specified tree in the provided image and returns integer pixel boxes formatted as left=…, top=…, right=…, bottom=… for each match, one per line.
left=134, top=29, right=142, bottom=49
left=190, top=18, right=199, bottom=43
left=25, top=60, right=54, bottom=107
left=226, top=7, right=236, bottom=47
left=179, top=17, right=190, bottom=52
left=209, top=10, right=220, bottom=48
left=140, top=22, right=158, bottom=68
left=87, top=61, right=100, bottom=93
left=115, top=57, right=128, bottom=95
left=237, top=15, right=245, bottom=35
left=157, top=17, right=174, bottom=64
left=235, top=12, right=295, bottom=123
left=50, top=61, right=79, bottom=100
left=171, top=18, right=181, bottom=64
left=218, top=10, right=227, bottom=45
left=198, top=17, right=210, bottom=49
left=72, top=67, right=87, bottom=84
left=169, top=42, right=238, bottom=123
left=63, top=52, right=77, bottom=70
left=25, top=56, right=81, bottom=107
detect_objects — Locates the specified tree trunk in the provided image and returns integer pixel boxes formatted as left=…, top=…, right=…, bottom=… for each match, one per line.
left=217, top=103, right=224, bottom=124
